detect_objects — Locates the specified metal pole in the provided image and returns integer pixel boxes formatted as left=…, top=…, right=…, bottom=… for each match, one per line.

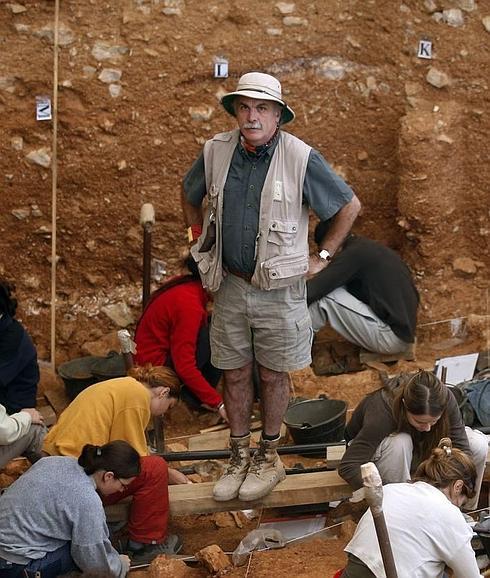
left=139, top=204, right=164, bottom=451
left=158, top=441, right=345, bottom=462
left=140, top=203, right=155, bottom=310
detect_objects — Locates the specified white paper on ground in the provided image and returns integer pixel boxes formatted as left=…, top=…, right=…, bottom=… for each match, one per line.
left=259, top=514, right=327, bottom=543
left=435, top=352, right=479, bottom=385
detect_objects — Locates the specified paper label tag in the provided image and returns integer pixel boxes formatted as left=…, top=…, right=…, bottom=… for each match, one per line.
left=273, top=181, right=283, bottom=202
left=36, top=96, right=52, bottom=121
left=418, top=40, right=432, bottom=60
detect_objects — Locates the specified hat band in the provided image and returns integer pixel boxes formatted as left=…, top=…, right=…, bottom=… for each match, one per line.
left=235, top=87, right=284, bottom=103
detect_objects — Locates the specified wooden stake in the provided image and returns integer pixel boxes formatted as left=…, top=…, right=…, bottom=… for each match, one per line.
left=361, top=462, right=398, bottom=578
left=50, top=0, right=60, bottom=371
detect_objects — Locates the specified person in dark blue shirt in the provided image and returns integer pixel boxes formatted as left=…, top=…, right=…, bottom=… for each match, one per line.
left=0, top=280, right=40, bottom=414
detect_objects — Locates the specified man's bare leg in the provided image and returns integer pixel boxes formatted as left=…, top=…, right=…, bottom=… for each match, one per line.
left=213, top=362, right=255, bottom=501
left=238, top=364, right=288, bottom=501
left=257, top=365, right=290, bottom=437
left=223, top=362, right=254, bottom=437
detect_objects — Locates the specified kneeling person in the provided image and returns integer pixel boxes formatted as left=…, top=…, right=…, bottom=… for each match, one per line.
left=307, top=220, right=419, bottom=355
left=0, top=441, right=139, bottom=578
left=42, top=365, right=185, bottom=565
left=0, top=403, right=45, bottom=469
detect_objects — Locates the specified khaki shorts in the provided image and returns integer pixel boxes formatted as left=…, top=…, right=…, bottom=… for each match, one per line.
left=210, top=273, right=313, bottom=372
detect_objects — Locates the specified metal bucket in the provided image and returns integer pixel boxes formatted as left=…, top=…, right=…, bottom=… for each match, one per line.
left=283, top=398, right=347, bottom=445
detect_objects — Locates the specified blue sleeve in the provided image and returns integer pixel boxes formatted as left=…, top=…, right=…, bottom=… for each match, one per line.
left=183, top=152, right=207, bottom=206
left=303, top=149, right=354, bottom=220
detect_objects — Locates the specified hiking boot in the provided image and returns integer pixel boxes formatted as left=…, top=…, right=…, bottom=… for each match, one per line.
left=213, top=434, right=251, bottom=502
left=129, top=534, right=183, bottom=566
left=238, top=436, right=286, bottom=502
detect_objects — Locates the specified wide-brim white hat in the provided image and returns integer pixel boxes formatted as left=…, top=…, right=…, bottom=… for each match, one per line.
left=221, top=72, right=295, bottom=125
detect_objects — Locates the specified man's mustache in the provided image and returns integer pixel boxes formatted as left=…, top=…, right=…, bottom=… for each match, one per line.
left=243, top=122, right=263, bottom=129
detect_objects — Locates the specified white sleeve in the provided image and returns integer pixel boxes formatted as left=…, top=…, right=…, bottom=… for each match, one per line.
left=446, top=542, right=482, bottom=578
left=0, top=405, right=31, bottom=444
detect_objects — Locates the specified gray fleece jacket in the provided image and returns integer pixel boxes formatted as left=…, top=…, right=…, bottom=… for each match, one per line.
left=0, top=456, right=127, bottom=577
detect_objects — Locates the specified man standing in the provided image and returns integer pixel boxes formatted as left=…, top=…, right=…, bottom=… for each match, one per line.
left=181, top=72, right=360, bottom=502
left=307, top=220, right=419, bottom=356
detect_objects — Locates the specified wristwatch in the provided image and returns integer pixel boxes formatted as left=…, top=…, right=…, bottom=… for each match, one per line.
left=318, top=249, right=332, bottom=262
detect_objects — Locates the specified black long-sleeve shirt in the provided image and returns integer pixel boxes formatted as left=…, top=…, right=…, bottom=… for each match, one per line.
left=307, top=235, right=419, bottom=343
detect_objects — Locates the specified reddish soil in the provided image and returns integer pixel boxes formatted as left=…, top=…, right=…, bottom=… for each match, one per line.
left=1, top=0, right=489, bottom=575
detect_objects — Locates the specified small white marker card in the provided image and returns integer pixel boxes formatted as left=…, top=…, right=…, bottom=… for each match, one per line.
left=418, top=40, right=432, bottom=60
left=36, top=96, right=52, bottom=121
left=214, top=59, right=228, bottom=79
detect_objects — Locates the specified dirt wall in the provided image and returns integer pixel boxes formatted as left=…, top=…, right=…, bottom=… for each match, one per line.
left=0, top=0, right=488, bottom=362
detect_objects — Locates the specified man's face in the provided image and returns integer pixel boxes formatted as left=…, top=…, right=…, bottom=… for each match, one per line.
left=234, top=96, right=281, bottom=147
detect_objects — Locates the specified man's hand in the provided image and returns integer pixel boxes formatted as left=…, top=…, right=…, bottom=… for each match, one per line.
left=307, top=253, right=329, bottom=279
left=20, top=408, right=44, bottom=425
left=168, top=467, right=191, bottom=485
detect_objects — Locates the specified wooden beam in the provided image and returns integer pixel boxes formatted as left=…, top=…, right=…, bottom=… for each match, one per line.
left=168, top=470, right=352, bottom=516
left=44, top=388, right=70, bottom=416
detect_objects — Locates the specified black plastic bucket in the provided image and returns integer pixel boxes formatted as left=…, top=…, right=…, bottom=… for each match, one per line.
left=91, top=351, right=126, bottom=382
left=58, top=356, right=100, bottom=400
left=283, top=398, right=347, bottom=445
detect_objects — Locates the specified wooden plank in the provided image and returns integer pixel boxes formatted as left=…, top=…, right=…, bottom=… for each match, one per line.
left=167, top=470, right=352, bottom=516
left=483, top=447, right=490, bottom=481
left=44, top=388, right=70, bottom=416
left=325, top=444, right=345, bottom=467
left=38, top=405, right=57, bottom=427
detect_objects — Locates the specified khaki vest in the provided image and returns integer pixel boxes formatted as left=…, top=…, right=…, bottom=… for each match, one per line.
left=191, top=129, right=311, bottom=292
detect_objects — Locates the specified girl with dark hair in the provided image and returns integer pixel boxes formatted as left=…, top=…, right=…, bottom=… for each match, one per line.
left=0, top=441, right=140, bottom=578
left=339, top=370, right=488, bottom=509
left=0, top=279, right=40, bottom=413
left=340, top=438, right=481, bottom=577
left=134, top=254, right=226, bottom=420
left=41, top=365, right=185, bottom=565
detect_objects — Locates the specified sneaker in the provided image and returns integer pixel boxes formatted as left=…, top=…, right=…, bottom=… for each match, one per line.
left=213, top=434, right=251, bottom=502
left=129, top=534, right=183, bottom=566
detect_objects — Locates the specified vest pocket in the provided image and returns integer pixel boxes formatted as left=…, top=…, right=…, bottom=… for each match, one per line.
left=192, top=245, right=213, bottom=273
left=267, top=219, right=299, bottom=247
left=262, top=252, right=309, bottom=285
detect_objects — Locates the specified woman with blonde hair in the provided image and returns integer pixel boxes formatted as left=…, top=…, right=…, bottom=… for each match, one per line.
left=42, top=365, right=184, bottom=566
left=339, top=370, right=488, bottom=509
left=340, top=438, right=481, bottom=577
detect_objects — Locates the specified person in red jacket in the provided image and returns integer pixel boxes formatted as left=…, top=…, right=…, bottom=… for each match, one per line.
left=134, top=256, right=227, bottom=421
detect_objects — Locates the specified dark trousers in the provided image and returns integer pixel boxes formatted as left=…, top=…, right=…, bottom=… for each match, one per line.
left=179, top=324, right=222, bottom=409
left=0, top=543, right=78, bottom=578
left=340, top=553, right=376, bottom=578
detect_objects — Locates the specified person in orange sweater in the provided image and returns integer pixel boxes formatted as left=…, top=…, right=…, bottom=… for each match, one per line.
left=134, top=255, right=227, bottom=421
left=42, top=365, right=186, bottom=566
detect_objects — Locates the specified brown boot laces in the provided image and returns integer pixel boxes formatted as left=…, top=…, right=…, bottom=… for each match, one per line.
left=249, top=447, right=267, bottom=475
left=225, top=444, right=246, bottom=474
